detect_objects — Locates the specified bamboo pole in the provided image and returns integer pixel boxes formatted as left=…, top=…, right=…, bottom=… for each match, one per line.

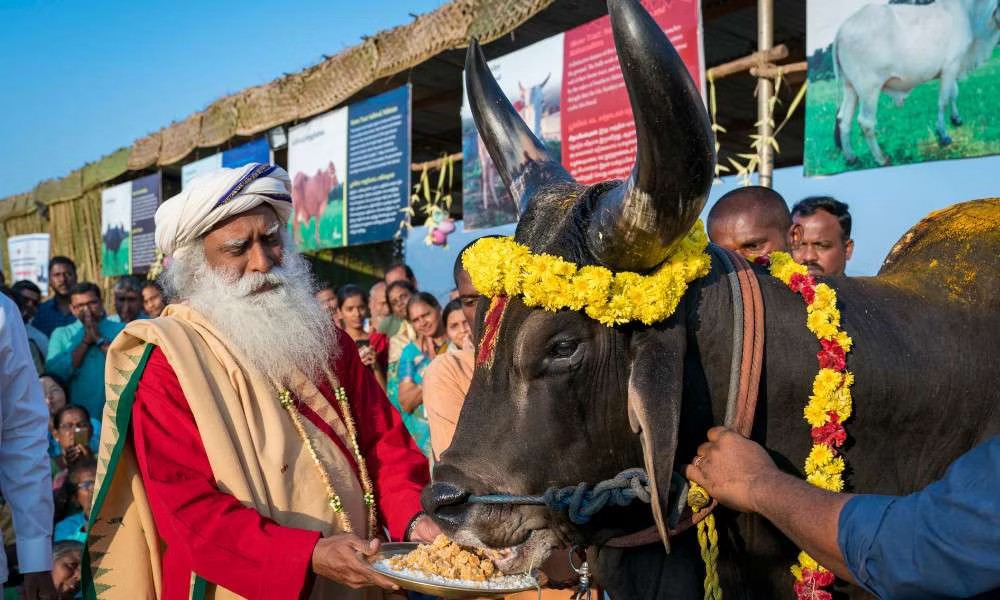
left=757, top=0, right=775, bottom=188
left=410, top=152, right=462, bottom=172
left=705, top=44, right=788, bottom=82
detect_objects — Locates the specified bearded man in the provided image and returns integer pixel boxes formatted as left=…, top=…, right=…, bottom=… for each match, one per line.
left=85, top=164, right=438, bottom=600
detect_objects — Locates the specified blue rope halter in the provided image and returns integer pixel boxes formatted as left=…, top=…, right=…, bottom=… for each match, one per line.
left=467, top=468, right=687, bottom=526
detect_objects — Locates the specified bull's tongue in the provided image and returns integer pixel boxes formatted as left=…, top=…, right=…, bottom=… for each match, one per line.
left=483, top=546, right=522, bottom=573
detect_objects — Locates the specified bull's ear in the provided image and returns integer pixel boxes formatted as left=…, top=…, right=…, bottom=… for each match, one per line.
left=627, top=324, right=685, bottom=552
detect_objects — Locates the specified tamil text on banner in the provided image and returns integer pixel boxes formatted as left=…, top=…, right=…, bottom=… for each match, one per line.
left=181, top=138, right=272, bottom=189
left=461, top=0, right=703, bottom=230
left=6, top=234, right=51, bottom=289
left=101, top=172, right=162, bottom=276
left=288, top=85, right=411, bottom=252
left=804, top=0, right=1000, bottom=176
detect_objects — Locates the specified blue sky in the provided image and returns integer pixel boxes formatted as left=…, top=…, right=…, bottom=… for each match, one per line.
left=0, top=0, right=443, bottom=198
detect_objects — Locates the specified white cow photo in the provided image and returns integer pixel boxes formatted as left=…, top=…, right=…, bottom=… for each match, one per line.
left=805, top=0, right=1000, bottom=175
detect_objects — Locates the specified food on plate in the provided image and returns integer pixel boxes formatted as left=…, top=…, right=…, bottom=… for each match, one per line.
left=386, top=535, right=498, bottom=581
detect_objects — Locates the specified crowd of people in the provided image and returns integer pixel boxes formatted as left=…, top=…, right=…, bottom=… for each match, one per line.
left=0, top=181, right=857, bottom=599
left=2, top=170, right=994, bottom=600
left=0, top=258, right=171, bottom=599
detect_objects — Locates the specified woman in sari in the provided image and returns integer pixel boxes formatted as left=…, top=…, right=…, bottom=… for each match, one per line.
left=392, top=292, right=448, bottom=458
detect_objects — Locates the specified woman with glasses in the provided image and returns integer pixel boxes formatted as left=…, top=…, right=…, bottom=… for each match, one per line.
left=50, top=405, right=93, bottom=494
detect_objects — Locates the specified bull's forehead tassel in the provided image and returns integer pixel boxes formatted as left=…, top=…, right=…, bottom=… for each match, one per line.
left=462, top=221, right=711, bottom=326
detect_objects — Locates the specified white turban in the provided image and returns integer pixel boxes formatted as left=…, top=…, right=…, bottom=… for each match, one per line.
left=155, top=163, right=293, bottom=258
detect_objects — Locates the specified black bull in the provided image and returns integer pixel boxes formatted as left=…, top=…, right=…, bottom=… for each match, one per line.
left=423, top=1, right=1000, bottom=598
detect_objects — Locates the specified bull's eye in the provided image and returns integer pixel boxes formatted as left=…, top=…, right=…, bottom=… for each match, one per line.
left=550, top=340, right=578, bottom=359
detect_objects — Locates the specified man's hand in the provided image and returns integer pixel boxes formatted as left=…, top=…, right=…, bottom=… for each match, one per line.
left=683, top=426, right=779, bottom=513
left=407, top=514, right=442, bottom=543
left=81, top=310, right=102, bottom=347
left=311, top=534, right=399, bottom=590
left=22, top=571, right=57, bottom=600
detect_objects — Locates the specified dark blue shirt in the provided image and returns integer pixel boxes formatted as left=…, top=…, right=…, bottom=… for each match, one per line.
left=32, top=297, right=76, bottom=337
left=838, top=436, right=999, bottom=599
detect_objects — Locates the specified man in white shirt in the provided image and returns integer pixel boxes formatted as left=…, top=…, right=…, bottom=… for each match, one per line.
left=0, top=293, right=56, bottom=598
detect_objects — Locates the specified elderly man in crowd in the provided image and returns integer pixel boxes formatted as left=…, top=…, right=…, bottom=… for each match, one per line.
left=367, top=281, right=389, bottom=332
left=707, top=186, right=791, bottom=260
left=790, top=196, right=854, bottom=276
left=110, top=276, right=145, bottom=323
left=86, top=163, right=437, bottom=600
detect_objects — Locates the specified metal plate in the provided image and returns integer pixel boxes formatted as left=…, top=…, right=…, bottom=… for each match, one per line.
left=370, top=542, right=542, bottom=599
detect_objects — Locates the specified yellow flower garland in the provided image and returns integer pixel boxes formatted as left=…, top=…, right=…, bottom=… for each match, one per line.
left=462, top=221, right=712, bottom=326
left=767, top=252, right=855, bottom=595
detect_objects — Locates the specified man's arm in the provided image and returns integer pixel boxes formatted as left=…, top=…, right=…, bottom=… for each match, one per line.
left=684, top=427, right=855, bottom=581
left=687, top=428, right=1000, bottom=598
left=133, top=347, right=397, bottom=599
left=45, top=325, right=77, bottom=380
left=0, top=296, right=55, bottom=597
left=335, top=330, right=430, bottom=540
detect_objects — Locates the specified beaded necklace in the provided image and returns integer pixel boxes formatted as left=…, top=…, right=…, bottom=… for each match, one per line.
left=277, top=370, right=377, bottom=536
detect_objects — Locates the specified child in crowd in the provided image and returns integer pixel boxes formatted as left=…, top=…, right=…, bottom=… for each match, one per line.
left=54, top=458, right=96, bottom=544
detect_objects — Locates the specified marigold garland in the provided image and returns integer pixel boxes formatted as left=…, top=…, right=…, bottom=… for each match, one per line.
left=462, top=221, right=712, bottom=326
left=759, top=252, right=854, bottom=600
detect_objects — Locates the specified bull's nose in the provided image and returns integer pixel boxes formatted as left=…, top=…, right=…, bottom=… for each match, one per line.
left=423, top=481, right=470, bottom=510
left=422, top=482, right=472, bottom=530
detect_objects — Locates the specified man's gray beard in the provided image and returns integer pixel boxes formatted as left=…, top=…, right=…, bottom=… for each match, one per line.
left=162, top=239, right=337, bottom=387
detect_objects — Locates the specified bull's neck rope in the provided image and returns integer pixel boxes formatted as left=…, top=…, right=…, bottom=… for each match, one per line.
left=461, top=220, right=711, bottom=326
left=759, top=252, right=855, bottom=599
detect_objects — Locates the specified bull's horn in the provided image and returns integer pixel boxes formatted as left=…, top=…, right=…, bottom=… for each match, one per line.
left=586, top=0, right=715, bottom=272
left=464, top=39, right=575, bottom=218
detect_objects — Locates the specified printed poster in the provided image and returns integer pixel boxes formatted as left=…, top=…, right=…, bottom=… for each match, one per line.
left=6, top=234, right=50, bottom=289
left=288, top=85, right=411, bottom=251
left=101, top=172, right=162, bottom=276
left=804, top=0, right=1000, bottom=176
left=181, top=138, right=272, bottom=188
left=462, top=0, right=704, bottom=229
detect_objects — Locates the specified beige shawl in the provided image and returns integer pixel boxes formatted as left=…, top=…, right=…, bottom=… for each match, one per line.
left=86, top=304, right=374, bottom=599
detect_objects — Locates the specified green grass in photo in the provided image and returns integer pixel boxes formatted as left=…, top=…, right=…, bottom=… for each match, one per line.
left=293, top=187, right=345, bottom=252
left=102, top=237, right=131, bottom=277
left=805, top=47, right=1000, bottom=176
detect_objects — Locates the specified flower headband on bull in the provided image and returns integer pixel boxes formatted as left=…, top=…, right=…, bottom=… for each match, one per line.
left=461, top=0, right=716, bottom=327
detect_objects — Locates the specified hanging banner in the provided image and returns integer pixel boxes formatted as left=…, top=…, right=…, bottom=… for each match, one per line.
left=461, top=0, right=704, bottom=229
left=6, top=234, right=50, bottom=289
left=804, top=0, right=1000, bottom=176
left=101, top=172, right=162, bottom=276
left=181, top=137, right=272, bottom=188
left=287, top=85, right=411, bottom=251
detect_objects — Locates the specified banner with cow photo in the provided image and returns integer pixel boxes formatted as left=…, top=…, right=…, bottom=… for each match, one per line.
left=101, top=172, right=162, bottom=277
left=287, top=85, right=411, bottom=252
left=804, top=0, right=1000, bottom=176
left=461, top=0, right=704, bottom=230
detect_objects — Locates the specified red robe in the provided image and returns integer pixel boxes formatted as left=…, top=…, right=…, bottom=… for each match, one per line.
left=131, top=329, right=429, bottom=600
